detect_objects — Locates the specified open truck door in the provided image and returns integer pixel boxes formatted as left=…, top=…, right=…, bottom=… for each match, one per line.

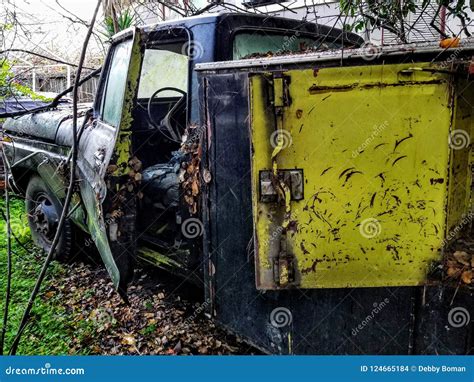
left=77, top=29, right=143, bottom=297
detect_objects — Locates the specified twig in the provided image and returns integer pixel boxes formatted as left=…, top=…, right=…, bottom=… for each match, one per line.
left=0, top=150, right=12, bottom=355
left=0, top=49, right=97, bottom=71
left=0, top=68, right=100, bottom=119
left=8, top=0, right=102, bottom=355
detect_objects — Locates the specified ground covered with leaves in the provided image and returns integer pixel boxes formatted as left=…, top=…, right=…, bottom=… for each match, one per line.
left=0, top=198, right=257, bottom=355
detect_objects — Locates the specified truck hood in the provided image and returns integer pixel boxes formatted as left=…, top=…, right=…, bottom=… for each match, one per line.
left=3, top=104, right=92, bottom=145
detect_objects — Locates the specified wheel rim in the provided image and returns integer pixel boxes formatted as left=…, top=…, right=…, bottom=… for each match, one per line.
left=31, top=193, right=59, bottom=244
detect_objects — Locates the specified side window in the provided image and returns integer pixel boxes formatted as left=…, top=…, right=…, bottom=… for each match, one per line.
left=137, top=47, right=188, bottom=99
left=232, top=32, right=339, bottom=59
left=101, top=39, right=133, bottom=127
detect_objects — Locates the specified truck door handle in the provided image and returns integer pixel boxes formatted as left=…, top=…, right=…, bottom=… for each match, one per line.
left=93, top=149, right=106, bottom=168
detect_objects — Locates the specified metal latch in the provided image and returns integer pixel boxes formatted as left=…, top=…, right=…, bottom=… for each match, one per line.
left=272, top=73, right=292, bottom=107
left=260, top=169, right=304, bottom=203
left=273, top=239, right=297, bottom=287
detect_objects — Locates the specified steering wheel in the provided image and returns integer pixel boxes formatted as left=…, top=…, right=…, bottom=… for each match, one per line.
left=147, top=87, right=187, bottom=142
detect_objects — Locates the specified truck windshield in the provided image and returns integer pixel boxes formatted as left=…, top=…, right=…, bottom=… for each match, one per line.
left=138, top=43, right=188, bottom=99
left=233, top=31, right=341, bottom=59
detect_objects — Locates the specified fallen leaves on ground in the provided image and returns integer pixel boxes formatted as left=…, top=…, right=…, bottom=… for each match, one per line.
left=445, top=250, right=474, bottom=285
left=45, top=262, right=257, bottom=355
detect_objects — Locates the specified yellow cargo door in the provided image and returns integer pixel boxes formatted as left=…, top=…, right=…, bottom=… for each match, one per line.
left=250, top=63, right=460, bottom=289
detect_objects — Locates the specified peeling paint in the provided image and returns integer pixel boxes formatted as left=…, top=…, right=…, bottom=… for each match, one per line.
left=251, top=63, right=472, bottom=289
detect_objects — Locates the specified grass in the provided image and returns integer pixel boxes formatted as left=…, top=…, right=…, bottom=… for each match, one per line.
left=0, top=197, right=77, bottom=354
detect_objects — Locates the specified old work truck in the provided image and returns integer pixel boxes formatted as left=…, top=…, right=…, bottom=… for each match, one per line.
left=1, top=12, right=473, bottom=354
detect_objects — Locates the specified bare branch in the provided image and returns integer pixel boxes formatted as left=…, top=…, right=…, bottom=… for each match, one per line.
left=0, top=49, right=97, bottom=70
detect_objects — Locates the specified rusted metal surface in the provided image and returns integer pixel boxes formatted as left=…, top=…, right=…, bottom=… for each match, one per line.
left=196, top=38, right=474, bottom=71
left=3, top=105, right=90, bottom=143
left=75, top=29, right=143, bottom=297
left=248, top=63, right=474, bottom=290
left=199, top=59, right=473, bottom=354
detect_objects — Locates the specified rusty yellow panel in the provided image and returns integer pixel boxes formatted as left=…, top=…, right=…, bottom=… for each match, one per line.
left=250, top=63, right=469, bottom=289
left=446, top=79, right=474, bottom=235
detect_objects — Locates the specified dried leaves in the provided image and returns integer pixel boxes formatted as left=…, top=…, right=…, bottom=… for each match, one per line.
left=445, top=251, right=474, bottom=285
left=180, top=125, right=204, bottom=215
left=49, top=263, right=253, bottom=355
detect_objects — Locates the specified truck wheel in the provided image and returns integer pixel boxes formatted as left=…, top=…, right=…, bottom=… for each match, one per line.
left=25, top=176, right=73, bottom=260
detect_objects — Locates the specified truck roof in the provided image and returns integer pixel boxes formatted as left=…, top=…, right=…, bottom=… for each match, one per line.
left=120, top=11, right=364, bottom=47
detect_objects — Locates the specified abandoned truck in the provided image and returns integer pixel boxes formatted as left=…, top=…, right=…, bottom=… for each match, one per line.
left=2, top=12, right=473, bottom=354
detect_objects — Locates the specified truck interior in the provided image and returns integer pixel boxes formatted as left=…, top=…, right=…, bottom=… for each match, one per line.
left=134, top=30, right=190, bottom=167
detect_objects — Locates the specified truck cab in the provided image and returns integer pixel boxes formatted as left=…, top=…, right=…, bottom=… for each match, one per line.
left=2, top=12, right=363, bottom=296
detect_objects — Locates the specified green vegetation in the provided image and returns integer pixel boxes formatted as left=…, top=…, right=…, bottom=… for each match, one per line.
left=0, top=198, right=71, bottom=354
left=340, top=0, right=472, bottom=40
left=0, top=197, right=106, bottom=354
left=102, top=8, right=135, bottom=38
left=0, top=61, right=50, bottom=101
